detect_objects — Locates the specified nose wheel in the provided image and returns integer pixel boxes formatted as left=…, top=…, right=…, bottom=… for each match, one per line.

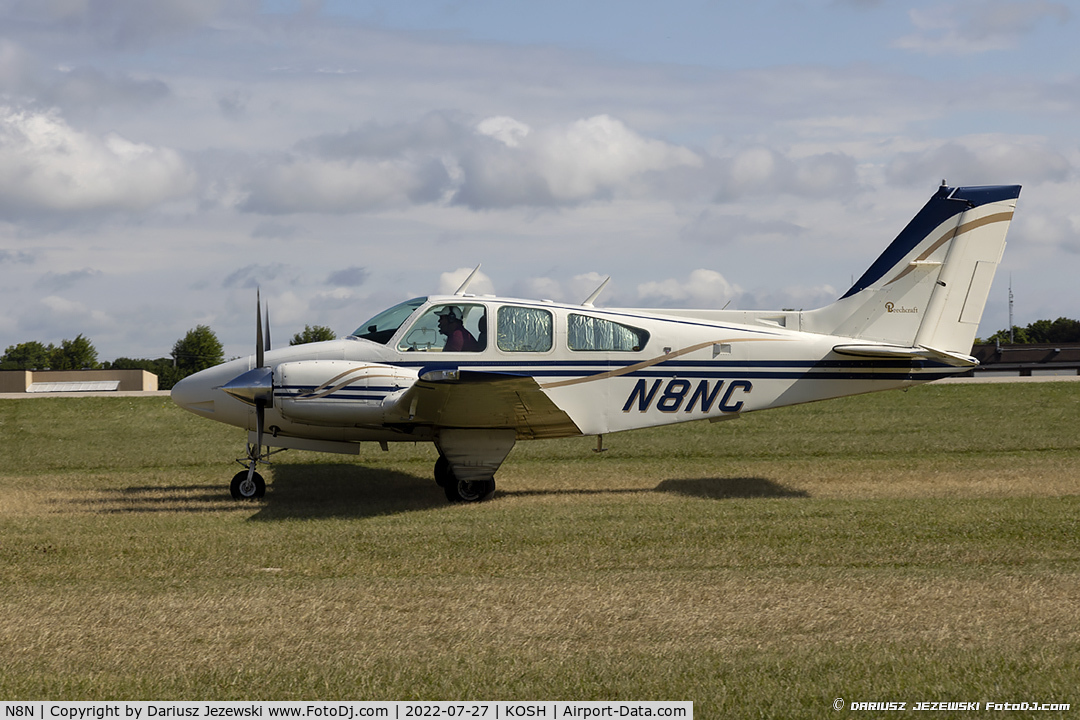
left=231, top=468, right=266, bottom=499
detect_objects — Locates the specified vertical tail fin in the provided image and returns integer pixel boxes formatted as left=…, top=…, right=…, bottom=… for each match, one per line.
left=804, top=184, right=1021, bottom=356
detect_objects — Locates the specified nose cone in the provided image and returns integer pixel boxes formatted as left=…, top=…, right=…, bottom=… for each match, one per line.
left=172, top=357, right=261, bottom=431
left=171, top=369, right=218, bottom=416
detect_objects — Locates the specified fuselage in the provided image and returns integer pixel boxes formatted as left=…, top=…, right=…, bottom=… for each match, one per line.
left=171, top=294, right=965, bottom=447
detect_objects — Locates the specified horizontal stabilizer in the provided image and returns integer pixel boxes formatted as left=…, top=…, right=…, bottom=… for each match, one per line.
left=833, top=343, right=977, bottom=367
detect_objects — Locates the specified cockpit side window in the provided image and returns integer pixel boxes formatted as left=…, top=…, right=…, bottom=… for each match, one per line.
left=568, top=314, right=649, bottom=352
left=398, top=304, right=486, bottom=353
left=351, top=297, right=427, bottom=345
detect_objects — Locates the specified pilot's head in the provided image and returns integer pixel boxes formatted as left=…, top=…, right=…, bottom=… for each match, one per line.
left=436, top=306, right=464, bottom=330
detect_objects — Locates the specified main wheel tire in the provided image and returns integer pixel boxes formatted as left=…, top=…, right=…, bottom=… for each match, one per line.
left=434, top=455, right=453, bottom=488
left=444, top=477, right=496, bottom=503
left=230, top=470, right=266, bottom=499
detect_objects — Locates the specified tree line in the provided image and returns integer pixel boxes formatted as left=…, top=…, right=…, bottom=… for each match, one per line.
left=0, top=325, right=336, bottom=390
left=981, top=317, right=1080, bottom=345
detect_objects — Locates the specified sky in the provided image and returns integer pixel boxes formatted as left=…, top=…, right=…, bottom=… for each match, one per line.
left=1, top=0, right=1078, bottom=362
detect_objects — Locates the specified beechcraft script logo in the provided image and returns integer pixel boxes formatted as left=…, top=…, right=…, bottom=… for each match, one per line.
left=886, top=302, right=918, bottom=313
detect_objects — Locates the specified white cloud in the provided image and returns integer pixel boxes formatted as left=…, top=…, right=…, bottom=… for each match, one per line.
left=712, top=146, right=860, bottom=200
left=895, top=1, right=1070, bottom=56
left=241, top=156, right=449, bottom=214
left=636, top=269, right=741, bottom=308
left=29, top=295, right=113, bottom=337
left=0, top=106, right=195, bottom=216
left=886, top=135, right=1071, bottom=186
left=533, top=115, right=702, bottom=202
left=680, top=209, right=803, bottom=245
left=476, top=116, right=530, bottom=148
left=736, top=284, right=841, bottom=313
left=438, top=267, right=495, bottom=296
left=511, top=276, right=566, bottom=302
left=0, top=39, right=32, bottom=93
left=239, top=113, right=703, bottom=213
left=456, top=114, right=702, bottom=208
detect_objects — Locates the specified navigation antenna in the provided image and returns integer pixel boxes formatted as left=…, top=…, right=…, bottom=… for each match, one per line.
left=454, top=264, right=482, bottom=296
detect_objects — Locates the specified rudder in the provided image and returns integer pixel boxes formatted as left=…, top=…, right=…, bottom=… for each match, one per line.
left=804, top=184, right=1020, bottom=355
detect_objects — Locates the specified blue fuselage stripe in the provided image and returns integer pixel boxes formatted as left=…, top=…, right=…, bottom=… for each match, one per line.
left=275, top=360, right=955, bottom=401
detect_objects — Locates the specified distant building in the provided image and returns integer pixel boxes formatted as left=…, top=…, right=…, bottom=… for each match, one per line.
left=0, top=369, right=158, bottom=393
left=968, top=343, right=1080, bottom=377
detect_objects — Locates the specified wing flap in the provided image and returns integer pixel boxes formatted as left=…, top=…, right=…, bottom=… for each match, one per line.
left=389, top=369, right=581, bottom=439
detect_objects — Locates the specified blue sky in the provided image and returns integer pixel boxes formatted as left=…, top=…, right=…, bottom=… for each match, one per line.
left=0, top=0, right=1077, bottom=361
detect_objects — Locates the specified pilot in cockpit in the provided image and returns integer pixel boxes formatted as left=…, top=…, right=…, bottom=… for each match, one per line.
left=437, top=306, right=480, bottom=352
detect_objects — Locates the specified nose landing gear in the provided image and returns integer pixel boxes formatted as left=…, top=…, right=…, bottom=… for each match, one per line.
left=229, top=437, right=282, bottom=500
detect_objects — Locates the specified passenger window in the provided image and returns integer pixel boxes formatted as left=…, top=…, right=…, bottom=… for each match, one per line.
left=398, top=304, right=486, bottom=352
left=568, top=314, right=649, bottom=352
left=497, top=306, right=553, bottom=352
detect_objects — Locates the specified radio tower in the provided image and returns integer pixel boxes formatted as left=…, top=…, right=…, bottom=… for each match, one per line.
left=1008, top=275, right=1014, bottom=344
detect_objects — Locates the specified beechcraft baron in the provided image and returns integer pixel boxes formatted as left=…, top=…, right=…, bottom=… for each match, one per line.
left=172, top=183, right=1021, bottom=502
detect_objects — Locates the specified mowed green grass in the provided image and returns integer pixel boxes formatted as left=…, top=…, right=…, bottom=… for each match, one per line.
left=1, top=383, right=1079, bottom=716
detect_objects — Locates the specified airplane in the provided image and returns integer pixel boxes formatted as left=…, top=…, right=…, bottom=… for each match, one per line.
left=171, top=182, right=1021, bottom=502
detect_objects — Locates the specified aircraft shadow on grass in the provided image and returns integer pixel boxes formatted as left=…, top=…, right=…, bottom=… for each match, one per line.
left=245, top=464, right=809, bottom=521
left=652, top=476, right=809, bottom=500
left=80, top=469, right=806, bottom=518
left=249, top=463, right=446, bottom=521
left=55, top=484, right=256, bottom=514
left=499, top=476, right=807, bottom=501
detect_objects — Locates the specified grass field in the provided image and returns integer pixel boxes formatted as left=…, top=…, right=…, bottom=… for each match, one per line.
left=1, top=382, right=1079, bottom=716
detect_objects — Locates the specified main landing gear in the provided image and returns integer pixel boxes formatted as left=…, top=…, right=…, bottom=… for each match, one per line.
left=433, top=428, right=515, bottom=504
left=434, top=455, right=496, bottom=503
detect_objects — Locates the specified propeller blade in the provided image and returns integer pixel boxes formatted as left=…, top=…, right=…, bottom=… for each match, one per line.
left=264, top=301, right=271, bottom=353
left=256, top=288, right=265, bottom=368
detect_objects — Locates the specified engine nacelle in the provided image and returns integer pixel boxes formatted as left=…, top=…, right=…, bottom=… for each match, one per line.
left=274, top=360, right=418, bottom=426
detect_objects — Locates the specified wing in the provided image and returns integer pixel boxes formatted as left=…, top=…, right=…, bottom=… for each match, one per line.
left=388, top=369, right=582, bottom=440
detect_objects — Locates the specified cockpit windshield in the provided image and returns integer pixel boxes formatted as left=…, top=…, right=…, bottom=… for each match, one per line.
left=350, top=297, right=427, bottom=345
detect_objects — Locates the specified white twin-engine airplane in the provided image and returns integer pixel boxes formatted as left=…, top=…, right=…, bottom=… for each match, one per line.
left=172, top=183, right=1021, bottom=502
